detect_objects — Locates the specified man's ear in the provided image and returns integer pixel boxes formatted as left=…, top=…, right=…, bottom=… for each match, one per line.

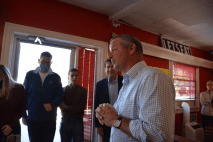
left=38, top=59, right=40, bottom=64
left=129, top=43, right=137, bottom=55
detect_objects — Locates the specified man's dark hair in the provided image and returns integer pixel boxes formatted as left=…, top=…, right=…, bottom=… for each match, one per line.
left=68, top=68, right=79, bottom=75
left=104, top=58, right=112, bottom=68
left=110, top=34, right=143, bottom=55
left=40, top=51, right=52, bottom=59
left=207, top=80, right=213, bottom=84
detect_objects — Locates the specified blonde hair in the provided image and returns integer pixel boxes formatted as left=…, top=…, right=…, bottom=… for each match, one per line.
left=0, top=65, right=16, bottom=100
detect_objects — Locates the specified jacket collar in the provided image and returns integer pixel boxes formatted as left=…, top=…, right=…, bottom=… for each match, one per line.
left=33, top=67, right=53, bottom=75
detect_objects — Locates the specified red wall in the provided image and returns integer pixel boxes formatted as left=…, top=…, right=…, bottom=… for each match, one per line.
left=191, top=46, right=213, bottom=61
left=143, top=55, right=169, bottom=69
left=1, top=0, right=213, bottom=137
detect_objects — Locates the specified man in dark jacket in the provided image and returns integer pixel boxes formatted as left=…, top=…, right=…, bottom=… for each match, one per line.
left=94, top=58, right=123, bottom=142
left=22, top=51, right=64, bottom=142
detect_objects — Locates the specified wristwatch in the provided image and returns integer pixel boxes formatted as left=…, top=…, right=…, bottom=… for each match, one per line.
left=113, top=116, right=123, bottom=128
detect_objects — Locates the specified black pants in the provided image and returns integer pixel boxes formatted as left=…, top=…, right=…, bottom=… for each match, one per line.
left=102, top=134, right=110, bottom=142
left=201, top=114, right=213, bottom=130
left=30, top=120, right=56, bottom=142
left=27, top=118, right=32, bottom=141
left=0, top=131, right=3, bottom=142
left=102, top=126, right=111, bottom=142
left=60, top=117, right=84, bottom=142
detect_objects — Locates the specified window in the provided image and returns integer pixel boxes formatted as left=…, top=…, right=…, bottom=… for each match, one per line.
left=173, top=62, right=196, bottom=100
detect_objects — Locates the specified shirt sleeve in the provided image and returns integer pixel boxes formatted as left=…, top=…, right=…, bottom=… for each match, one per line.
left=94, top=82, right=102, bottom=128
left=129, top=71, right=175, bottom=142
left=22, top=72, right=30, bottom=118
left=9, top=85, right=25, bottom=129
left=200, top=92, right=210, bottom=106
left=50, top=75, right=64, bottom=107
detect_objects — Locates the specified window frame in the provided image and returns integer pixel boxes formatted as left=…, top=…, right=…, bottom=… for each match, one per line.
left=11, top=35, right=77, bottom=81
left=173, top=62, right=196, bottom=100
left=170, top=60, right=200, bottom=113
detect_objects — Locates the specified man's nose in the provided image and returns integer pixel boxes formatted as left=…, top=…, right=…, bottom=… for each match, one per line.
left=108, top=52, right=113, bottom=58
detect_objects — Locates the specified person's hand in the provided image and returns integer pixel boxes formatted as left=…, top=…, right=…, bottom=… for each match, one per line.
left=96, top=103, right=119, bottom=127
left=60, top=102, right=67, bottom=110
left=44, top=103, right=52, bottom=112
left=22, top=118, right=27, bottom=125
left=97, top=127, right=104, bottom=137
left=95, top=104, right=107, bottom=125
left=6, top=133, right=14, bottom=142
left=1, top=125, right=12, bottom=136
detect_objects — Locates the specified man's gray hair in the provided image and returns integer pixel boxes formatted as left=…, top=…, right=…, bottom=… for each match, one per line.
left=207, top=80, right=213, bottom=84
left=110, top=34, right=143, bottom=55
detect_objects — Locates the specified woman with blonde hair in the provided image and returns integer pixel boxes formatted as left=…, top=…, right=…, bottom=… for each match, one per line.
left=0, top=65, right=25, bottom=142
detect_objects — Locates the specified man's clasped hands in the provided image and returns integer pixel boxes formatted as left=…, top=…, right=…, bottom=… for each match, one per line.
left=95, top=103, right=120, bottom=127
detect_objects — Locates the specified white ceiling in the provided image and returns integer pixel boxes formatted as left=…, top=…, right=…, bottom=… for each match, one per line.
left=58, top=0, right=213, bottom=52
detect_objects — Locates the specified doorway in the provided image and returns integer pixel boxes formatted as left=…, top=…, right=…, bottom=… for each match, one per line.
left=16, top=42, right=72, bottom=142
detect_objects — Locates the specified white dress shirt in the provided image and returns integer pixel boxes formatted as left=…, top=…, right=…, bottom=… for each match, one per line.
left=110, top=61, right=175, bottom=142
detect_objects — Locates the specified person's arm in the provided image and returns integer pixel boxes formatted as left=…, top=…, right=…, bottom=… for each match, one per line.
left=94, top=82, right=104, bottom=128
left=8, top=85, right=25, bottom=129
left=50, top=75, right=64, bottom=107
left=0, top=118, right=6, bottom=130
left=96, top=104, right=136, bottom=139
left=200, top=92, right=210, bottom=106
left=128, top=73, right=175, bottom=141
left=22, top=72, right=30, bottom=119
left=64, top=88, right=87, bottom=114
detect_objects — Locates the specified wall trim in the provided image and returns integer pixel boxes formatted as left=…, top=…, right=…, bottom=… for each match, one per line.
left=142, top=42, right=213, bottom=69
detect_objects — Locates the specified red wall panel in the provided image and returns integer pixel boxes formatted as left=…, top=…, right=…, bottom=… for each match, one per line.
left=191, top=46, right=213, bottom=61
left=143, top=55, right=169, bottom=69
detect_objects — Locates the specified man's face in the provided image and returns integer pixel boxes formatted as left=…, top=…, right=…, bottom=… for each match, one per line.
left=109, top=38, right=129, bottom=72
left=105, top=62, right=117, bottom=79
left=207, top=82, right=213, bottom=91
left=38, top=56, right=52, bottom=69
left=69, top=71, right=79, bottom=86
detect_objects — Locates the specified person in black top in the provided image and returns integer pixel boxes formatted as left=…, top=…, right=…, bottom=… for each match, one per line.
left=0, top=65, right=25, bottom=142
left=94, top=59, right=123, bottom=142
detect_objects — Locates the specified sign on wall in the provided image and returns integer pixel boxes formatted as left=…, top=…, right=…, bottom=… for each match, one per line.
left=161, top=37, right=192, bottom=55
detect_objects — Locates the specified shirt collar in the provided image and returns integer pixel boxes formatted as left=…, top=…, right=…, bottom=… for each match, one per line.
left=122, top=61, right=147, bottom=85
left=108, top=75, right=118, bottom=84
left=126, top=60, right=147, bottom=80
left=69, top=84, right=79, bottom=89
left=33, top=67, right=53, bottom=75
